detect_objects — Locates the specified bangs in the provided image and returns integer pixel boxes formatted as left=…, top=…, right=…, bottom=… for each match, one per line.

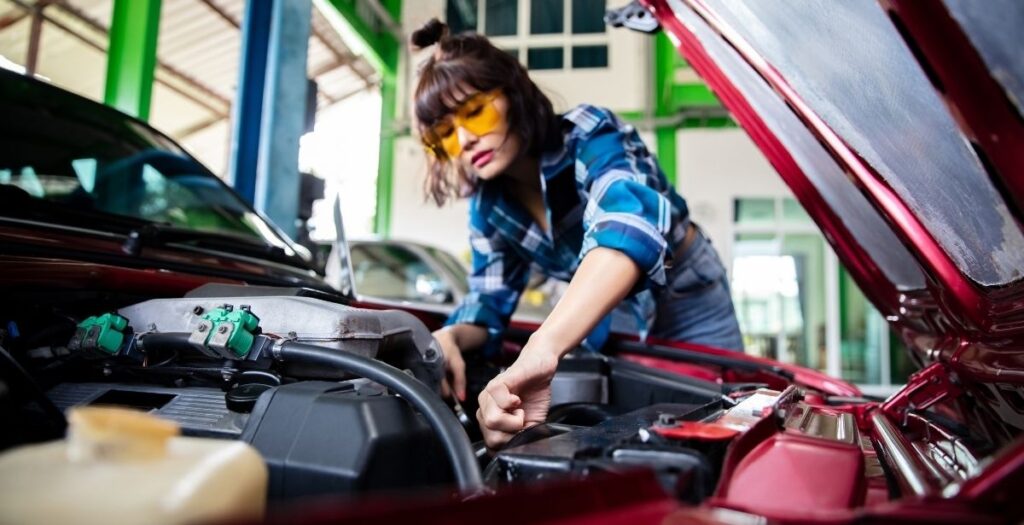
left=414, top=60, right=489, bottom=127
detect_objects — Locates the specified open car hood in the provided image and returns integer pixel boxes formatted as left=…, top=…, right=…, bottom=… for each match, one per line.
left=642, top=0, right=1024, bottom=399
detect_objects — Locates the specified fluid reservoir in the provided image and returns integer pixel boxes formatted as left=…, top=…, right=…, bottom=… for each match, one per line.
left=0, top=406, right=267, bottom=525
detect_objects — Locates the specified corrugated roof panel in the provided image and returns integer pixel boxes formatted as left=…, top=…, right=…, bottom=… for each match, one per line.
left=2, top=0, right=382, bottom=171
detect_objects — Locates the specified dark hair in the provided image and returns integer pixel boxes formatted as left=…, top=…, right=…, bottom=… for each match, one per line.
left=412, top=18, right=561, bottom=206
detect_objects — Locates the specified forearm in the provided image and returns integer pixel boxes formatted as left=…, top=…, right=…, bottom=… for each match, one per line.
left=531, top=247, right=642, bottom=357
left=441, top=323, right=489, bottom=352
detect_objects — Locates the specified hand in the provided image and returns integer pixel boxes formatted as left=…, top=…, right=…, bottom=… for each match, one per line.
left=477, top=341, right=560, bottom=449
left=433, top=328, right=466, bottom=401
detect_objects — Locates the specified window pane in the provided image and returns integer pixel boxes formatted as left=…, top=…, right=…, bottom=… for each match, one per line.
left=734, top=197, right=775, bottom=225
left=731, top=232, right=826, bottom=369
left=530, top=0, right=563, bottom=34
left=706, top=0, right=1024, bottom=286
left=572, top=0, right=606, bottom=33
left=571, top=45, right=608, bottom=68
left=485, top=0, right=518, bottom=36
left=528, top=47, right=564, bottom=70
left=781, top=198, right=811, bottom=224
left=447, top=0, right=479, bottom=33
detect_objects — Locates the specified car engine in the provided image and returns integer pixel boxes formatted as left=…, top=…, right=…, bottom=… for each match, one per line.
left=2, top=283, right=776, bottom=503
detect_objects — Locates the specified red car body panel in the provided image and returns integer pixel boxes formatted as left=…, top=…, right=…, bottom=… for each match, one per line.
left=304, top=1, right=1023, bottom=523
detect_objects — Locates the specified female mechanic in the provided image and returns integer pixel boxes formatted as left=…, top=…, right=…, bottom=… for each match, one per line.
left=410, top=19, right=743, bottom=449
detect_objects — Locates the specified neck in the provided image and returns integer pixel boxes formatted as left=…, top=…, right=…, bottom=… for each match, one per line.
left=502, top=154, right=541, bottom=192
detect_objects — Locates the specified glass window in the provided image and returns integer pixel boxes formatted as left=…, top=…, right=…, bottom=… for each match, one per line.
left=781, top=198, right=811, bottom=224
left=734, top=197, right=775, bottom=225
left=528, top=47, right=564, bottom=70
left=350, top=244, right=453, bottom=304
left=447, top=0, right=479, bottom=34
left=485, top=0, right=518, bottom=36
left=705, top=0, right=1024, bottom=286
left=571, top=45, right=608, bottom=68
left=731, top=232, right=825, bottom=367
left=571, top=0, right=606, bottom=33
left=424, top=245, right=470, bottom=295
left=530, top=0, right=563, bottom=34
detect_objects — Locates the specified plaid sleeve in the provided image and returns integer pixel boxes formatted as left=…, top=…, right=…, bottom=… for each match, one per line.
left=571, top=106, right=675, bottom=289
left=445, top=220, right=530, bottom=356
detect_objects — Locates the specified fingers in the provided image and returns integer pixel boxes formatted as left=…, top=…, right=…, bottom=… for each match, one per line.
left=486, top=381, right=521, bottom=411
left=446, top=347, right=467, bottom=402
left=476, top=379, right=526, bottom=450
left=441, top=378, right=452, bottom=400
left=477, top=408, right=523, bottom=449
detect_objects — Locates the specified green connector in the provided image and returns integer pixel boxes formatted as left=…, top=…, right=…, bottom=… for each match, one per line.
left=77, top=313, right=129, bottom=354
left=200, top=307, right=260, bottom=357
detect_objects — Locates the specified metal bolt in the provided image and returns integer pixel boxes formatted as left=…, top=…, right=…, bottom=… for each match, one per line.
left=425, top=349, right=437, bottom=359
left=218, top=325, right=230, bottom=334
left=240, top=305, right=251, bottom=312
left=197, top=324, right=208, bottom=333
left=193, top=306, right=204, bottom=315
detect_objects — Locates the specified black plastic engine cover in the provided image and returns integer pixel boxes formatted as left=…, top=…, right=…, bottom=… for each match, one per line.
left=241, top=381, right=452, bottom=500
left=491, top=402, right=726, bottom=502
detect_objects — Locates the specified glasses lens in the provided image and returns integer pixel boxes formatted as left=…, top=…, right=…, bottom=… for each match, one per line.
left=460, top=93, right=501, bottom=137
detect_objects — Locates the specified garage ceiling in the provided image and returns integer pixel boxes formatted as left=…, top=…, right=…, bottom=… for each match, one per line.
left=0, top=0, right=382, bottom=171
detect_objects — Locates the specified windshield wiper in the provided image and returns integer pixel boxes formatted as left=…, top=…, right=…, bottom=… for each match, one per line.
left=121, top=223, right=311, bottom=269
left=0, top=190, right=312, bottom=271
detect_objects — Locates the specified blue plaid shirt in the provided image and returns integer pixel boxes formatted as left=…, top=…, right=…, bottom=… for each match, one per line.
left=446, top=105, right=690, bottom=354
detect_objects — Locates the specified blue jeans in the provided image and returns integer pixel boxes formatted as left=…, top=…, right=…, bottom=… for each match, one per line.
left=650, top=227, right=744, bottom=351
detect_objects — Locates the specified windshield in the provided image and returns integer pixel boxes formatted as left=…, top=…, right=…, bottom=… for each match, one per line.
left=0, top=74, right=293, bottom=252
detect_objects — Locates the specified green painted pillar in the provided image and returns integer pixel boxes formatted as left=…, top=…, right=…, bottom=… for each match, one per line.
left=375, top=71, right=398, bottom=236
left=104, top=0, right=161, bottom=120
left=372, top=0, right=401, bottom=237
left=653, top=32, right=677, bottom=185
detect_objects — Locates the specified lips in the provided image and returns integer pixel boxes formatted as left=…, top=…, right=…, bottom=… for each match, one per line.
left=471, top=149, right=495, bottom=168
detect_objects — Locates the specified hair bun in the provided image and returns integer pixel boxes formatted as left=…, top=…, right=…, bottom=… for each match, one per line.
left=411, top=18, right=448, bottom=50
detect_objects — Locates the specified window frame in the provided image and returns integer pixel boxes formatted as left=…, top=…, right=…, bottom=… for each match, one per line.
left=450, top=0, right=610, bottom=71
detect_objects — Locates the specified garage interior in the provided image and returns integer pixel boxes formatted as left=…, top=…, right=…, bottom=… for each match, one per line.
left=3, top=1, right=1024, bottom=523
left=0, top=0, right=913, bottom=395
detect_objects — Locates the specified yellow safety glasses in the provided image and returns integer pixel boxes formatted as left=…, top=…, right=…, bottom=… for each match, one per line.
left=422, top=90, right=502, bottom=160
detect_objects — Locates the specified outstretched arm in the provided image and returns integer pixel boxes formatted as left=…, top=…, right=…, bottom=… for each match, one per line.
left=476, top=247, right=641, bottom=448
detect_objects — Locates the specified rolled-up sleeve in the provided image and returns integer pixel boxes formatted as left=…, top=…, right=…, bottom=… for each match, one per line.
left=574, top=108, right=675, bottom=289
left=445, top=222, right=530, bottom=356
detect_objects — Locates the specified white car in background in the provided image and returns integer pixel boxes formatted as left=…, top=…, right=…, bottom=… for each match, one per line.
left=322, top=238, right=556, bottom=321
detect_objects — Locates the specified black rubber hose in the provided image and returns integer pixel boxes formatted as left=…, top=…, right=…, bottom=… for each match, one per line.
left=136, top=333, right=484, bottom=494
left=275, top=342, right=484, bottom=494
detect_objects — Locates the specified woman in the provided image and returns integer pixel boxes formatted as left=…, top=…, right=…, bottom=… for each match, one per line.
left=411, top=19, right=742, bottom=448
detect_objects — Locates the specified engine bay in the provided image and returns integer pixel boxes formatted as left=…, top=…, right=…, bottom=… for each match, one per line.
left=0, top=283, right=879, bottom=507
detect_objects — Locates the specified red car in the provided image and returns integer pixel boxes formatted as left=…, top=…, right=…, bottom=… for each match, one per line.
left=1, top=0, right=1021, bottom=523
left=278, top=0, right=1024, bottom=523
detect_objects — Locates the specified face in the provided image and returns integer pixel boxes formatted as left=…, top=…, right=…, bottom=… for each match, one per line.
left=424, top=87, right=521, bottom=181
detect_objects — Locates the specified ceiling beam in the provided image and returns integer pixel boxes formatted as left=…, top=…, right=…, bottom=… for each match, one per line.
left=50, top=0, right=231, bottom=111
left=7, top=0, right=228, bottom=118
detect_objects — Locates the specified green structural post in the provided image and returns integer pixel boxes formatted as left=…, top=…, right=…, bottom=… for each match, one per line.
left=104, top=0, right=161, bottom=120
left=376, top=70, right=398, bottom=236
left=654, top=33, right=678, bottom=186
left=328, top=0, right=401, bottom=237
left=374, top=0, right=401, bottom=237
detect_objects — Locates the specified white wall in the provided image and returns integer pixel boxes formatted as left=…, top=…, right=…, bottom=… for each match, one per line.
left=391, top=135, right=472, bottom=257
left=676, top=128, right=794, bottom=274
